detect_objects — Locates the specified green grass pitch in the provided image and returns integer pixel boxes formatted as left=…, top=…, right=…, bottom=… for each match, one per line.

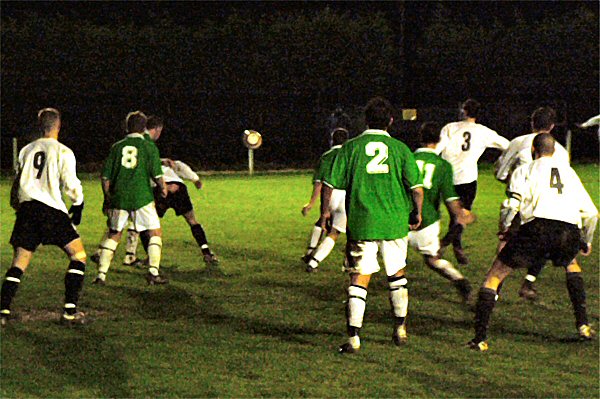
left=1, top=164, right=598, bottom=398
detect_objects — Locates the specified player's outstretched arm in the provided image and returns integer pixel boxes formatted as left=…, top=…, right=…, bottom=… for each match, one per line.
left=302, top=181, right=322, bottom=216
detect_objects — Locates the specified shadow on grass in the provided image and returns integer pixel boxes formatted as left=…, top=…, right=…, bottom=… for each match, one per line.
left=13, top=326, right=131, bottom=397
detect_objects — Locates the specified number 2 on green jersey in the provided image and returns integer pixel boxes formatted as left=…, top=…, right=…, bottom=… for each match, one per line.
left=415, top=160, right=436, bottom=189
left=365, top=142, right=389, bottom=174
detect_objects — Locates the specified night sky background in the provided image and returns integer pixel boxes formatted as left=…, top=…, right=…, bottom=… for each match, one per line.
left=2, top=1, right=598, bottom=170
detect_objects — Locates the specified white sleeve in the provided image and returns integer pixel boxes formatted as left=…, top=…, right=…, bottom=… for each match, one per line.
left=500, top=166, right=527, bottom=230
left=486, top=128, right=510, bottom=151
left=60, top=149, right=84, bottom=205
left=494, top=140, right=519, bottom=181
left=575, top=175, right=599, bottom=244
left=434, top=124, right=450, bottom=154
left=580, top=115, right=600, bottom=128
left=173, top=161, right=200, bottom=182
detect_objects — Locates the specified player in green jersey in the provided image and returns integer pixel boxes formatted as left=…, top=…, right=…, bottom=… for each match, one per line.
left=93, top=111, right=169, bottom=286
left=301, top=127, right=349, bottom=272
left=409, top=122, right=476, bottom=303
left=321, top=97, right=424, bottom=353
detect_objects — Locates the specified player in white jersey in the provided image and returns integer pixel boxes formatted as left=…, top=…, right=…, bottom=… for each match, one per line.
left=301, top=127, right=348, bottom=273
left=2, top=108, right=87, bottom=326
left=467, top=134, right=598, bottom=352
left=495, top=107, right=570, bottom=300
left=437, top=99, right=509, bottom=264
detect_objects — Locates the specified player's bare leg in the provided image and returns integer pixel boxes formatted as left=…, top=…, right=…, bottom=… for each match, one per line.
left=340, top=273, right=371, bottom=354
left=424, top=255, right=471, bottom=303
left=468, top=258, right=513, bottom=351
left=93, top=229, right=122, bottom=285
left=60, top=238, right=87, bottom=325
left=143, top=228, right=168, bottom=285
left=183, top=210, right=218, bottom=266
left=305, top=228, right=340, bottom=272
left=0, top=247, right=33, bottom=326
left=564, top=258, right=594, bottom=339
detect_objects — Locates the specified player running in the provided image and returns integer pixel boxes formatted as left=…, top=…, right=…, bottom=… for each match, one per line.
left=301, top=127, right=348, bottom=273
left=93, top=111, right=169, bottom=286
left=409, top=122, right=476, bottom=302
left=321, top=97, right=424, bottom=353
left=2, top=108, right=87, bottom=326
left=495, top=106, right=570, bottom=300
left=468, top=134, right=598, bottom=351
left=436, top=99, right=509, bottom=264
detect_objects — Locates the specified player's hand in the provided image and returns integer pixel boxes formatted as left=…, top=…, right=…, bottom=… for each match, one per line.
left=580, top=241, right=592, bottom=256
left=194, top=180, right=203, bottom=190
left=69, top=202, right=84, bottom=226
left=301, top=203, right=312, bottom=216
left=102, top=198, right=111, bottom=215
left=497, top=230, right=510, bottom=242
left=457, top=209, right=476, bottom=226
left=409, top=210, right=421, bottom=230
left=162, top=158, right=175, bottom=168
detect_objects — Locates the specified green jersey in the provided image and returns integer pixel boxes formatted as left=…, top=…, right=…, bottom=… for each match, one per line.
left=325, top=130, right=422, bottom=240
left=313, top=145, right=342, bottom=183
left=102, top=133, right=163, bottom=210
left=414, top=148, right=459, bottom=229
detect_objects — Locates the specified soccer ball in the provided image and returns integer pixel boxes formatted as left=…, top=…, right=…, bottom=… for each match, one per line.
left=243, top=130, right=263, bottom=150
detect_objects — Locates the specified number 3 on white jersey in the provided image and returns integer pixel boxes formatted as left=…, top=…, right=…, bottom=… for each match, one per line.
left=365, top=142, right=389, bottom=174
left=121, top=146, right=138, bottom=169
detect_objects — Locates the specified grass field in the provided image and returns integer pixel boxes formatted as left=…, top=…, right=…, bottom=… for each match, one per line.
left=1, top=164, right=598, bottom=398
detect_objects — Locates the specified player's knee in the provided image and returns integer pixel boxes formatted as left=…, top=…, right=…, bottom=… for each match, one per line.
left=70, top=250, right=87, bottom=263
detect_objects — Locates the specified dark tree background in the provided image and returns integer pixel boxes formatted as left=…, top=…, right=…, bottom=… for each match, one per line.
left=1, top=1, right=598, bottom=170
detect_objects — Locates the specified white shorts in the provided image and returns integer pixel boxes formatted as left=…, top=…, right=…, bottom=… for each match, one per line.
left=408, top=221, right=440, bottom=256
left=329, top=189, right=347, bottom=234
left=107, top=202, right=161, bottom=232
left=344, top=238, right=408, bottom=276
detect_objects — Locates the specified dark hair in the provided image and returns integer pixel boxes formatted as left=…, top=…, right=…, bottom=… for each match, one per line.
left=126, top=111, right=147, bottom=133
left=418, top=122, right=441, bottom=146
left=461, top=99, right=480, bottom=119
left=330, top=127, right=349, bottom=146
left=37, top=108, right=61, bottom=133
left=147, top=115, right=164, bottom=130
left=364, top=97, right=394, bottom=130
left=532, top=133, right=555, bottom=156
left=531, top=107, right=556, bottom=132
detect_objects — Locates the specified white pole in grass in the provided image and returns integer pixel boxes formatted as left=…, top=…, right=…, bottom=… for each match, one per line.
left=565, top=129, right=572, bottom=161
left=248, top=148, right=254, bottom=176
left=12, top=137, right=18, bottom=173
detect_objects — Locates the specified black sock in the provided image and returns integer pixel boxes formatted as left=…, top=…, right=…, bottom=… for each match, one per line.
left=566, top=272, right=588, bottom=327
left=64, top=261, right=86, bottom=315
left=191, top=224, right=211, bottom=254
left=474, top=287, right=497, bottom=342
left=1, top=267, right=24, bottom=314
left=452, top=224, right=464, bottom=248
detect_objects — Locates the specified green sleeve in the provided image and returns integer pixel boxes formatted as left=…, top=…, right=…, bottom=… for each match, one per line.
left=402, top=148, right=422, bottom=189
left=101, top=146, right=117, bottom=180
left=325, top=146, right=349, bottom=189
left=312, top=158, right=323, bottom=182
left=440, top=162, right=459, bottom=201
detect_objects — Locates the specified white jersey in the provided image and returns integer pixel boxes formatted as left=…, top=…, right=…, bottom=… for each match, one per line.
left=504, top=157, right=597, bottom=232
left=16, top=137, right=83, bottom=214
left=161, top=160, right=200, bottom=184
left=495, top=133, right=570, bottom=182
left=436, top=120, right=509, bottom=185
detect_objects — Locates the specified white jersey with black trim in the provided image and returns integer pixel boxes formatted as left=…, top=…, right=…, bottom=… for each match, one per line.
left=16, top=137, right=83, bottom=214
left=437, top=120, right=509, bottom=185
left=161, top=160, right=200, bottom=184
left=495, top=133, right=570, bottom=182
left=505, top=157, right=597, bottom=230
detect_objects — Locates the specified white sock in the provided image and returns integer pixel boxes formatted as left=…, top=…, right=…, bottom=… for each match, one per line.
left=124, top=229, right=140, bottom=261
left=309, top=236, right=336, bottom=268
left=525, top=274, right=536, bottom=282
left=307, top=226, right=323, bottom=254
left=95, top=230, right=109, bottom=257
left=389, top=278, right=408, bottom=318
left=348, top=335, right=360, bottom=349
left=147, top=236, right=162, bottom=270
left=347, top=285, right=368, bottom=329
left=98, top=239, right=118, bottom=276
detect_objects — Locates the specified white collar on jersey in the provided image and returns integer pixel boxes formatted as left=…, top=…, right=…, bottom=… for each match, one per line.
left=415, top=148, right=438, bottom=154
left=361, top=129, right=390, bottom=137
left=126, top=133, right=145, bottom=138
left=330, top=145, right=342, bottom=149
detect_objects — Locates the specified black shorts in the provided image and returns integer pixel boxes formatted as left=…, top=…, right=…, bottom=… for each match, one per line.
left=498, top=218, right=581, bottom=269
left=9, top=201, right=80, bottom=251
left=454, top=181, right=477, bottom=210
left=154, top=183, right=194, bottom=218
